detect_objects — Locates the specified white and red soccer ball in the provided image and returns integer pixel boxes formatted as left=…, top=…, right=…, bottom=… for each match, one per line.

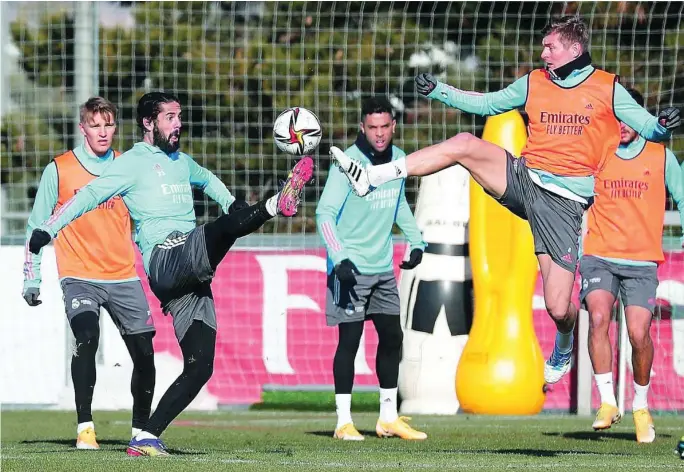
left=273, top=107, right=322, bottom=155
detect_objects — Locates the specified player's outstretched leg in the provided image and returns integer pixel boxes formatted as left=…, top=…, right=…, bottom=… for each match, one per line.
left=329, top=133, right=508, bottom=198
left=626, top=305, right=656, bottom=443
left=332, top=321, right=365, bottom=441
left=127, top=320, right=215, bottom=457
left=123, top=333, right=156, bottom=438
left=70, top=311, right=101, bottom=450
left=371, top=314, right=426, bottom=440
left=203, top=156, right=315, bottom=269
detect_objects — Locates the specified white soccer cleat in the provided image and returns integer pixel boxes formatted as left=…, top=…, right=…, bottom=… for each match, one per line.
left=329, top=146, right=372, bottom=197
left=544, top=339, right=573, bottom=384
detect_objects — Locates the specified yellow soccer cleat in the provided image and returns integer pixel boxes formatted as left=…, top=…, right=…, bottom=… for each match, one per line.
left=76, top=427, right=100, bottom=450
left=592, top=403, right=621, bottom=430
left=333, top=423, right=364, bottom=441
left=633, top=408, right=656, bottom=443
left=376, top=416, right=427, bottom=440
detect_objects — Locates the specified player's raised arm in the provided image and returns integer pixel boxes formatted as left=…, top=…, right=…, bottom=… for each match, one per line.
left=316, top=164, right=352, bottom=267
left=29, top=154, right=137, bottom=254
left=184, top=153, right=236, bottom=214
left=22, top=162, right=59, bottom=304
left=613, top=83, right=680, bottom=142
left=415, top=72, right=529, bottom=116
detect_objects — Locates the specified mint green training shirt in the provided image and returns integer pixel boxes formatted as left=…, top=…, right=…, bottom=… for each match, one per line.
left=429, top=65, right=671, bottom=199
left=316, top=144, right=426, bottom=275
left=40, top=142, right=235, bottom=275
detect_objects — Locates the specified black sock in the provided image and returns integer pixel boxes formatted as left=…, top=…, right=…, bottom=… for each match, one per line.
left=333, top=321, right=364, bottom=394
left=143, top=321, right=215, bottom=437
left=370, top=314, right=403, bottom=389
left=70, top=312, right=100, bottom=424
left=204, top=200, right=272, bottom=269
left=123, top=332, right=156, bottom=430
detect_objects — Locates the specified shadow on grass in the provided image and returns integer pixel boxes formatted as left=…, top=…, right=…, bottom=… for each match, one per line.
left=442, top=448, right=636, bottom=457
left=306, top=430, right=377, bottom=438
left=20, top=438, right=205, bottom=455
left=543, top=431, right=672, bottom=441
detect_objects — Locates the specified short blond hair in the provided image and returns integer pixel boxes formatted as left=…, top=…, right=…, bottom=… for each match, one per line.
left=542, top=16, right=590, bottom=52
left=80, top=96, right=117, bottom=124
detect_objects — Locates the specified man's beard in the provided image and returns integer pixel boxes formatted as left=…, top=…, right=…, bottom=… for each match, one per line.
left=153, top=124, right=180, bottom=153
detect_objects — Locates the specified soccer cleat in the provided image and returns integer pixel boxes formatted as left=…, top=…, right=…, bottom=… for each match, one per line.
left=333, top=423, right=365, bottom=441
left=329, top=146, right=373, bottom=197
left=544, top=342, right=573, bottom=384
left=126, top=437, right=170, bottom=457
left=676, top=435, right=684, bottom=459
left=376, top=416, right=427, bottom=440
left=633, top=408, right=656, bottom=443
left=277, top=156, right=315, bottom=217
left=75, top=427, right=99, bottom=450
left=592, top=403, right=621, bottom=430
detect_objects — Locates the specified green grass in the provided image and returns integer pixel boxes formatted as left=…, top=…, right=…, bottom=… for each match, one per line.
left=252, top=390, right=380, bottom=411
left=2, top=410, right=683, bottom=471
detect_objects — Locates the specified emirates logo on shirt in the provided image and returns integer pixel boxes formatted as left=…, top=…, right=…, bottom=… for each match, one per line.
left=603, top=178, right=649, bottom=199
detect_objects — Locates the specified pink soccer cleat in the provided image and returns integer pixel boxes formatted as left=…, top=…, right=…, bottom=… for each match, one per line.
left=277, top=156, right=315, bottom=217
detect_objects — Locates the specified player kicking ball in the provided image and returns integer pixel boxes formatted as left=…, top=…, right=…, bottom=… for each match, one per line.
left=317, top=97, right=427, bottom=441
left=329, top=16, right=680, bottom=385
left=28, top=92, right=314, bottom=457
left=581, top=88, right=684, bottom=443
left=23, top=97, right=156, bottom=449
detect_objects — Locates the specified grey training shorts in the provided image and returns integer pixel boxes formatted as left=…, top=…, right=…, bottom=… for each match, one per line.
left=579, top=255, right=659, bottom=313
left=61, top=278, right=154, bottom=335
left=493, top=152, right=586, bottom=273
left=325, top=270, right=400, bottom=326
left=148, top=226, right=217, bottom=342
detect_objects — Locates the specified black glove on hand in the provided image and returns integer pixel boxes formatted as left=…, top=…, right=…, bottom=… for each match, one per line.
left=415, top=73, right=438, bottom=96
left=23, top=287, right=42, bottom=307
left=335, top=259, right=360, bottom=284
left=28, top=229, right=51, bottom=255
left=228, top=199, right=250, bottom=214
left=400, top=248, right=424, bottom=270
left=659, top=107, right=681, bottom=130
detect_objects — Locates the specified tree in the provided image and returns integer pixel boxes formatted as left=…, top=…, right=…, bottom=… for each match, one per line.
left=6, top=1, right=682, bottom=235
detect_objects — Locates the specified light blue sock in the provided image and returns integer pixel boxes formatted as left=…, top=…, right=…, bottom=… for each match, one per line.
left=555, top=330, right=574, bottom=354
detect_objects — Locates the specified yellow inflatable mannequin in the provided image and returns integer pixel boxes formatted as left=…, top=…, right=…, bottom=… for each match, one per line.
left=455, top=110, right=545, bottom=415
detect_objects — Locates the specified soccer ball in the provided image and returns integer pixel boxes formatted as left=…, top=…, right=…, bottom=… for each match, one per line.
left=273, top=107, right=322, bottom=155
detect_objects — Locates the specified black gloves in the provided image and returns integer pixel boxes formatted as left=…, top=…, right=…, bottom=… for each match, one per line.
left=415, top=73, right=438, bottom=96
left=400, top=248, right=424, bottom=270
left=659, top=107, right=681, bottom=130
left=335, top=259, right=360, bottom=284
left=22, top=287, right=42, bottom=306
left=228, top=199, right=250, bottom=214
left=29, top=229, right=51, bottom=255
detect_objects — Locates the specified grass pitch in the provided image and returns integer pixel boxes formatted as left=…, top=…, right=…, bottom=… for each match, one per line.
left=2, top=406, right=682, bottom=471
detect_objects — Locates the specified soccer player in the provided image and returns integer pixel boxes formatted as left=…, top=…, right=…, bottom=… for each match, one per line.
left=317, top=97, right=427, bottom=441
left=581, top=88, right=684, bottom=443
left=329, top=16, right=681, bottom=384
left=23, top=97, right=156, bottom=450
left=28, top=92, right=314, bottom=456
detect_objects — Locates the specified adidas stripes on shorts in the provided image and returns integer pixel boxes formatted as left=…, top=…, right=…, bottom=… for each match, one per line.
left=148, top=226, right=217, bottom=342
